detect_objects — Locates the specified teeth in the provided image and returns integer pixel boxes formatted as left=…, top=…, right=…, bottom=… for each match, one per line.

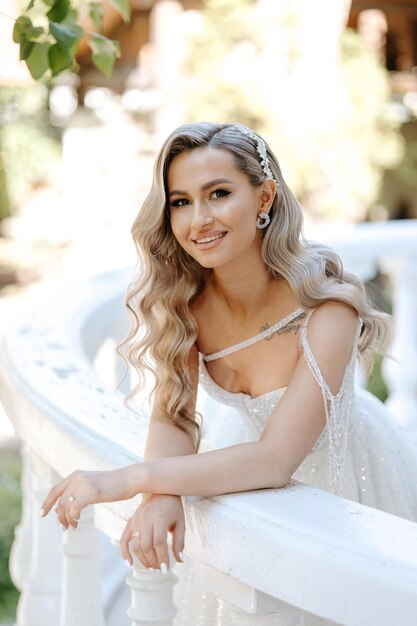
left=195, top=233, right=226, bottom=244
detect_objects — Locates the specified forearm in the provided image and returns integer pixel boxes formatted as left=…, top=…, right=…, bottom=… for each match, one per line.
left=128, top=441, right=286, bottom=498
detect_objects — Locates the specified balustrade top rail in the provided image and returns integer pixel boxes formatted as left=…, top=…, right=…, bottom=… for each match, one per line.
left=1, top=221, right=417, bottom=625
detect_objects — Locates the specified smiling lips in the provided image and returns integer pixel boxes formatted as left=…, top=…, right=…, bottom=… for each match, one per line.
left=192, top=231, right=227, bottom=246
left=194, top=232, right=226, bottom=244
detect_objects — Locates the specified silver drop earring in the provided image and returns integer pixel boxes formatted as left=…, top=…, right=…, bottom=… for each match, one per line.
left=256, top=212, right=271, bottom=229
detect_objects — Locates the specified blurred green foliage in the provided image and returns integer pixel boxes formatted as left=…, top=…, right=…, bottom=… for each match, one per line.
left=367, top=353, right=389, bottom=402
left=186, top=1, right=403, bottom=221
left=0, top=448, right=21, bottom=621
left=14, top=0, right=126, bottom=80
left=0, top=85, right=60, bottom=215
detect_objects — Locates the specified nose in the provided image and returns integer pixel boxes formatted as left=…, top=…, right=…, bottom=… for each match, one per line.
left=190, top=200, right=214, bottom=230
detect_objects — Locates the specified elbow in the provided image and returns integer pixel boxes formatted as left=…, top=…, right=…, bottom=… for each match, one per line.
left=269, top=476, right=291, bottom=490
left=259, top=441, right=292, bottom=490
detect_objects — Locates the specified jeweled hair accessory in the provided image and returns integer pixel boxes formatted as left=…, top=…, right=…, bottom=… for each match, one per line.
left=232, top=123, right=280, bottom=186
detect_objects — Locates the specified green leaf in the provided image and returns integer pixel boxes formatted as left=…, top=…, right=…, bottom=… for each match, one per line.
left=61, top=8, right=78, bottom=27
left=89, top=3, right=104, bottom=32
left=49, top=20, right=82, bottom=48
left=47, top=0, right=70, bottom=22
left=20, top=39, right=34, bottom=61
left=13, top=16, right=32, bottom=44
left=26, top=42, right=50, bottom=79
left=48, top=42, right=72, bottom=75
left=108, top=0, right=131, bottom=23
left=14, top=16, right=44, bottom=63
left=88, top=34, right=121, bottom=77
left=26, top=26, right=44, bottom=41
left=26, top=0, right=36, bottom=9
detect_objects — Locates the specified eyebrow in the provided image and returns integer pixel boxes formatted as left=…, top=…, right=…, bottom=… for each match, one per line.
left=169, top=178, right=235, bottom=198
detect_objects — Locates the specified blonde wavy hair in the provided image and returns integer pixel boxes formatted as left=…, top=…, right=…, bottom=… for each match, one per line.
left=119, top=122, right=392, bottom=452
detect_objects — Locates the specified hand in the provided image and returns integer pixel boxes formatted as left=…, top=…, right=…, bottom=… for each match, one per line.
left=40, top=465, right=140, bottom=529
left=120, top=493, right=185, bottom=572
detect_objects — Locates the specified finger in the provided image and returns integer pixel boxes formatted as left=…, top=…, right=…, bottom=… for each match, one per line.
left=129, top=535, right=153, bottom=570
left=153, top=524, right=170, bottom=571
left=120, top=521, right=134, bottom=565
left=171, top=516, right=186, bottom=564
left=57, top=496, right=69, bottom=530
left=41, top=475, right=73, bottom=517
left=64, top=496, right=83, bottom=528
left=139, top=525, right=160, bottom=570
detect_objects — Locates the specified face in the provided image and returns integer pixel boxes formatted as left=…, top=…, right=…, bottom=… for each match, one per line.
left=167, top=146, right=273, bottom=270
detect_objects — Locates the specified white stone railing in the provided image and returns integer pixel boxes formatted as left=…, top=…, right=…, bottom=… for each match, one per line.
left=0, top=221, right=417, bottom=626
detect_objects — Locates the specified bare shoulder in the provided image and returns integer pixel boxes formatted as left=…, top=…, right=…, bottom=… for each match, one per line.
left=309, top=300, right=359, bottom=333
left=304, top=301, right=360, bottom=365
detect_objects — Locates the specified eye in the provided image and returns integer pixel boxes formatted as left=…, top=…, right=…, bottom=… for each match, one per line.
left=210, top=188, right=231, bottom=200
left=170, top=198, right=190, bottom=207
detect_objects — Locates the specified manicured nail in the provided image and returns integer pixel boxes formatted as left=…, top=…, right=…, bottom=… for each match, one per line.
left=160, top=562, right=168, bottom=574
left=39, top=508, right=45, bottom=518
left=179, top=551, right=184, bottom=562
left=124, top=560, right=131, bottom=567
left=60, top=524, right=66, bottom=531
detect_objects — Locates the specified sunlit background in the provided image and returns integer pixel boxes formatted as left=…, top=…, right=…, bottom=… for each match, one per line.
left=1, top=0, right=417, bottom=621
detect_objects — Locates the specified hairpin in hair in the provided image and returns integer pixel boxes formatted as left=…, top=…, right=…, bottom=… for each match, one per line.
left=232, top=123, right=280, bottom=186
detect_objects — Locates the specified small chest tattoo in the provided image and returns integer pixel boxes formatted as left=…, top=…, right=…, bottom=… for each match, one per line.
left=260, top=312, right=307, bottom=341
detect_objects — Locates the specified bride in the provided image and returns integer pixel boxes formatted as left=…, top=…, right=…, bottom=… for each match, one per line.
left=41, top=122, right=417, bottom=624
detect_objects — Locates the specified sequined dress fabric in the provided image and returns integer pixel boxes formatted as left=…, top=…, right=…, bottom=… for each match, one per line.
left=172, top=308, right=417, bottom=626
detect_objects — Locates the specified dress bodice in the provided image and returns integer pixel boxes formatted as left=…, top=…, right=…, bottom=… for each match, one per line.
left=199, top=357, right=329, bottom=454
left=198, top=306, right=364, bottom=494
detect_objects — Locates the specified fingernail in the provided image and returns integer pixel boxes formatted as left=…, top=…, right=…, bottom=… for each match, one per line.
left=60, top=524, right=66, bottom=531
left=160, top=562, right=168, bottom=574
left=39, top=508, right=45, bottom=518
left=124, top=560, right=131, bottom=567
left=179, top=551, right=184, bottom=562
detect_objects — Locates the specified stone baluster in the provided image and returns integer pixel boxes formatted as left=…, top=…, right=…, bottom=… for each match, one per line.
left=9, top=444, right=33, bottom=593
left=13, top=448, right=62, bottom=626
left=381, top=256, right=417, bottom=432
left=126, top=555, right=178, bottom=626
left=60, top=505, right=105, bottom=626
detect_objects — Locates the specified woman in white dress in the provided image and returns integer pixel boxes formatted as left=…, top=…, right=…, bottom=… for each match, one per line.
left=41, top=122, right=417, bottom=624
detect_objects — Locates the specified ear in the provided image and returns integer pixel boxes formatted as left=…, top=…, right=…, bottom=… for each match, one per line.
left=259, top=179, right=276, bottom=214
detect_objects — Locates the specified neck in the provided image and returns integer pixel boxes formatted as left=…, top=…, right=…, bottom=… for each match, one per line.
left=208, top=250, right=285, bottom=318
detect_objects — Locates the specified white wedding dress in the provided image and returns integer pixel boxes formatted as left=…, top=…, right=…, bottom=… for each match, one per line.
left=171, top=307, right=417, bottom=625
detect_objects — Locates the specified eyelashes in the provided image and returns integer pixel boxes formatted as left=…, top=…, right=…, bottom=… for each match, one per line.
left=170, top=188, right=231, bottom=207
left=211, top=189, right=231, bottom=199
left=170, top=198, right=190, bottom=207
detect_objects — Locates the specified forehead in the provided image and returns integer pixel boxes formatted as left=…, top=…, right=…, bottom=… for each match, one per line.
left=167, top=146, right=242, bottom=188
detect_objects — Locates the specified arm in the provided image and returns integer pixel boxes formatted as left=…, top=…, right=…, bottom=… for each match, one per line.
left=125, top=301, right=360, bottom=496
left=117, top=346, right=200, bottom=571
left=41, top=302, right=360, bottom=518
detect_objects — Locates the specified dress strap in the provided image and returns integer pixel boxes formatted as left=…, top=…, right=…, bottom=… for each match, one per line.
left=202, top=306, right=306, bottom=362
left=298, top=306, right=363, bottom=495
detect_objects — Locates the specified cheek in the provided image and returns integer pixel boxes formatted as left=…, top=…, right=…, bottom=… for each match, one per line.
left=169, top=213, right=191, bottom=249
left=169, top=211, right=182, bottom=237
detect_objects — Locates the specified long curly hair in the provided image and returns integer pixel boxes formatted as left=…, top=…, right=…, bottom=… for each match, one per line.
left=118, top=122, right=392, bottom=452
